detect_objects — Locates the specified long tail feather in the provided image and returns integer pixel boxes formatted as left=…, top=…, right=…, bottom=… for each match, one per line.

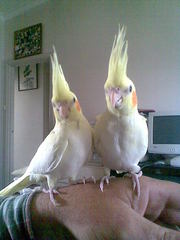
left=0, top=174, right=31, bottom=197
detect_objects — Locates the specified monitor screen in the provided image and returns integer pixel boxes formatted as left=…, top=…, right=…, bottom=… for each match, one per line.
left=148, top=112, right=180, bottom=155
left=153, top=116, right=180, bottom=144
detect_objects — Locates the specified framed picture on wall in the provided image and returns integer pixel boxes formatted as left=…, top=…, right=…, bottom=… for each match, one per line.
left=14, top=23, right=42, bottom=60
left=18, top=64, right=38, bottom=91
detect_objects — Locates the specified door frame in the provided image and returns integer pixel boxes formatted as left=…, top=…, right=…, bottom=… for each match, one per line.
left=4, top=53, right=50, bottom=185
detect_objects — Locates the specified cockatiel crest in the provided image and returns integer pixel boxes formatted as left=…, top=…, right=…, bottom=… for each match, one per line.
left=104, top=26, right=137, bottom=116
left=51, top=47, right=81, bottom=122
left=51, top=46, right=70, bottom=101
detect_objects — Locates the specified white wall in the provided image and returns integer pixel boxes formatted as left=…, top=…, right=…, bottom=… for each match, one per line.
left=0, top=19, right=5, bottom=187
left=13, top=64, right=48, bottom=169
left=4, top=0, right=180, bottom=168
left=5, top=0, right=180, bottom=121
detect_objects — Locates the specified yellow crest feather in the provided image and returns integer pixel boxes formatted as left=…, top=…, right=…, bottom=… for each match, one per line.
left=105, top=25, right=128, bottom=88
left=51, top=47, right=72, bottom=102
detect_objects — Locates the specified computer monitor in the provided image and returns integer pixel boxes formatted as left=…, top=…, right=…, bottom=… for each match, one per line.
left=148, top=112, right=180, bottom=155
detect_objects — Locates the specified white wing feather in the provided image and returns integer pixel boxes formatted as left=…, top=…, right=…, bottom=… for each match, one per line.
left=26, top=130, right=68, bottom=175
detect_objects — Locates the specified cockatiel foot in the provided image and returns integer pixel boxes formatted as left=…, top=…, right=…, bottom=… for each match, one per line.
left=100, top=176, right=109, bottom=192
left=81, top=176, right=96, bottom=184
left=82, top=177, right=86, bottom=184
left=125, top=171, right=142, bottom=198
left=43, top=189, right=61, bottom=206
left=100, top=176, right=115, bottom=192
left=91, top=176, right=96, bottom=184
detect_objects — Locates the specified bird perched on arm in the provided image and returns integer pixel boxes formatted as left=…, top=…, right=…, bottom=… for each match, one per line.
left=94, top=26, right=148, bottom=197
left=0, top=48, right=92, bottom=205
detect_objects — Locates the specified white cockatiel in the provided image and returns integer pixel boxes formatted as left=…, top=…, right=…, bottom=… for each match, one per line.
left=94, top=26, right=148, bottom=197
left=0, top=48, right=92, bottom=205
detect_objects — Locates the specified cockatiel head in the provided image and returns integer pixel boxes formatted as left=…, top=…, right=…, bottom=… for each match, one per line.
left=104, top=26, right=137, bottom=117
left=51, top=47, right=81, bottom=122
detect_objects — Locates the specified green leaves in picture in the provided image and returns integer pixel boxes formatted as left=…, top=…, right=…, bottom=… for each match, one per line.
left=18, top=64, right=38, bottom=91
left=23, top=65, right=32, bottom=77
left=14, top=23, right=42, bottom=59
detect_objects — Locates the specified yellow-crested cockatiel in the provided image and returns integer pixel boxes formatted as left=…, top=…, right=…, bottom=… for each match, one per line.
left=0, top=48, right=92, bottom=205
left=94, top=26, right=148, bottom=197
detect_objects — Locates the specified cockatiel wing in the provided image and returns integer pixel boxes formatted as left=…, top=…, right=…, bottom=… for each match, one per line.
left=94, top=115, right=102, bottom=153
left=26, top=130, right=68, bottom=175
left=94, top=112, right=110, bottom=156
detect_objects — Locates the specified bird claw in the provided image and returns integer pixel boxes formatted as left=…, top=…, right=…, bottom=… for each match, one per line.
left=43, top=188, right=61, bottom=206
left=100, top=175, right=114, bottom=192
left=80, top=176, right=96, bottom=184
left=125, top=171, right=142, bottom=198
left=82, top=177, right=86, bottom=184
left=91, top=176, right=96, bottom=184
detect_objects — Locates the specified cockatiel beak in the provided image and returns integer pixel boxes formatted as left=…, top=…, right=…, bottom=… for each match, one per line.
left=58, top=102, right=71, bottom=119
left=106, top=85, right=133, bottom=109
left=106, top=87, right=123, bottom=109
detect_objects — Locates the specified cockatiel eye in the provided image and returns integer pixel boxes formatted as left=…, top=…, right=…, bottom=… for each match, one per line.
left=129, top=85, right=132, bottom=93
left=73, top=97, right=76, bottom=103
left=124, top=85, right=132, bottom=95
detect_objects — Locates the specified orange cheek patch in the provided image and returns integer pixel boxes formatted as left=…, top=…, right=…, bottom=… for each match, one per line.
left=132, top=91, right=137, bottom=107
left=75, top=100, right=81, bottom=112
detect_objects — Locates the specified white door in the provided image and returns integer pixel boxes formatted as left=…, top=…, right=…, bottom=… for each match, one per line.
left=4, top=56, right=50, bottom=186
